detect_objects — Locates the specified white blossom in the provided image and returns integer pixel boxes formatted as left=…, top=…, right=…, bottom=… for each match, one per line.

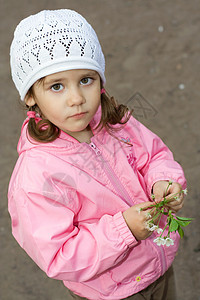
left=154, top=237, right=166, bottom=246
left=165, top=237, right=174, bottom=247
left=156, top=228, right=163, bottom=235
left=146, top=222, right=158, bottom=231
left=182, top=188, right=188, bottom=195
left=146, top=212, right=152, bottom=219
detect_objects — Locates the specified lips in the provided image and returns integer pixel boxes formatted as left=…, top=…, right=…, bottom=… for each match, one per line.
left=69, top=112, right=87, bottom=119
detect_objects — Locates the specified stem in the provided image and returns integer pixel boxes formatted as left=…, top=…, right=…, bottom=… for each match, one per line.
left=151, top=211, right=162, bottom=222
left=160, top=223, right=168, bottom=237
left=163, top=191, right=181, bottom=204
left=140, top=203, right=157, bottom=212
left=157, top=208, right=163, bottom=228
left=168, top=209, right=172, bottom=217
left=164, top=182, right=171, bottom=198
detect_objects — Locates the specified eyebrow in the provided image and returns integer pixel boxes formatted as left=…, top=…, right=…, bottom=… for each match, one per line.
left=44, top=71, right=98, bottom=86
left=43, top=78, right=65, bottom=86
left=82, top=71, right=97, bottom=76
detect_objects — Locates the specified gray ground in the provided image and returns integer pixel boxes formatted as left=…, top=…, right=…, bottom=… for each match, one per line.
left=0, top=0, right=199, bottom=299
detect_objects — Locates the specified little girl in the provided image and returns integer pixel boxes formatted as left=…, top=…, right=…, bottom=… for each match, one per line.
left=8, top=9, right=186, bottom=300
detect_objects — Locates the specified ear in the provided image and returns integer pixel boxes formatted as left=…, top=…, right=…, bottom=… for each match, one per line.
left=24, top=93, right=36, bottom=107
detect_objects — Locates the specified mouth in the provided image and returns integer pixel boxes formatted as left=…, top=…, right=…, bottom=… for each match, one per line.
left=69, top=112, right=87, bottom=119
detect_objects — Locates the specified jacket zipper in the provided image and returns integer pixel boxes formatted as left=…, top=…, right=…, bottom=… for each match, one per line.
left=88, top=142, right=133, bottom=206
left=89, top=142, right=167, bottom=276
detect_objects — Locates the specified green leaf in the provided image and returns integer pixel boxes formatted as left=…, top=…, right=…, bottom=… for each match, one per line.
left=169, top=218, right=179, bottom=232
left=176, top=216, right=194, bottom=221
left=178, top=226, right=184, bottom=238
left=176, top=220, right=192, bottom=227
left=156, top=201, right=164, bottom=208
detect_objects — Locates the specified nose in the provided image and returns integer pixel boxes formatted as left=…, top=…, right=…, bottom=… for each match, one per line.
left=66, top=87, right=86, bottom=107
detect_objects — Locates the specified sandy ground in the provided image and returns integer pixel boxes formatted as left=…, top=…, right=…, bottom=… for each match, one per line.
left=0, top=0, right=199, bottom=299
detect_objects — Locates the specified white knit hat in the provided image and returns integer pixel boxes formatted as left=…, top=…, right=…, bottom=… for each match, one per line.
left=10, top=9, right=106, bottom=101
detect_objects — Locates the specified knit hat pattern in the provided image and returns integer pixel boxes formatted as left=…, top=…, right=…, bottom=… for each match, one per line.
left=10, top=9, right=106, bottom=100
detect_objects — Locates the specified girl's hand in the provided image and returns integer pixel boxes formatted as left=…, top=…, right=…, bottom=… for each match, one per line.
left=153, top=180, right=184, bottom=213
left=122, top=202, right=156, bottom=240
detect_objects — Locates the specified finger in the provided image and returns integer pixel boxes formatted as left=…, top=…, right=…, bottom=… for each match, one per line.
left=167, top=195, right=184, bottom=206
left=137, top=201, right=155, bottom=212
left=153, top=189, right=166, bottom=202
left=152, top=181, right=169, bottom=202
left=165, top=189, right=184, bottom=202
left=143, top=230, right=153, bottom=239
left=168, top=182, right=182, bottom=195
left=146, top=225, right=154, bottom=237
left=166, top=197, right=184, bottom=212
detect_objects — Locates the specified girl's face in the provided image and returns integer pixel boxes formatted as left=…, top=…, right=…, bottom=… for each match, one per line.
left=25, top=69, right=101, bottom=142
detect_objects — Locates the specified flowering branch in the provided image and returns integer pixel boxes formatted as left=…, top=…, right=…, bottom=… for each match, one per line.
left=140, top=182, right=192, bottom=247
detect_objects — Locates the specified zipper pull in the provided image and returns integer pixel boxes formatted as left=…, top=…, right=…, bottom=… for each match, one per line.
left=89, top=142, right=101, bottom=155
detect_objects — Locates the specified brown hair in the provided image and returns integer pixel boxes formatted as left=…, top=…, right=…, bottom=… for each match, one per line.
left=26, top=85, right=132, bottom=143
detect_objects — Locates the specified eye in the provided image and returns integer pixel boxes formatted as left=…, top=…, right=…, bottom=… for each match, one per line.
left=51, top=83, right=64, bottom=92
left=80, top=77, right=93, bottom=85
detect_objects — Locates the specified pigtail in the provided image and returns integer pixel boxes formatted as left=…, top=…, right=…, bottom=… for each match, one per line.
left=27, top=105, right=60, bottom=143
left=96, top=91, right=133, bottom=132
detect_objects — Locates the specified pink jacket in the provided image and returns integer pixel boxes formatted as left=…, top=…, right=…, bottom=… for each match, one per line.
left=8, top=109, right=186, bottom=300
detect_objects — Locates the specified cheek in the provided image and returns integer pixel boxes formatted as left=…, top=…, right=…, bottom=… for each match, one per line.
left=38, top=102, right=61, bottom=120
left=91, top=91, right=101, bottom=108
left=90, top=98, right=101, bottom=115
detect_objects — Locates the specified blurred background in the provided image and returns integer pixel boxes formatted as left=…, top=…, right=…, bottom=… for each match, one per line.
left=0, top=0, right=199, bottom=299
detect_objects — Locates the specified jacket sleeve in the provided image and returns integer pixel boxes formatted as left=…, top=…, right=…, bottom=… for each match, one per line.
left=8, top=187, right=137, bottom=283
left=128, top=117, right=186, bottom=196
